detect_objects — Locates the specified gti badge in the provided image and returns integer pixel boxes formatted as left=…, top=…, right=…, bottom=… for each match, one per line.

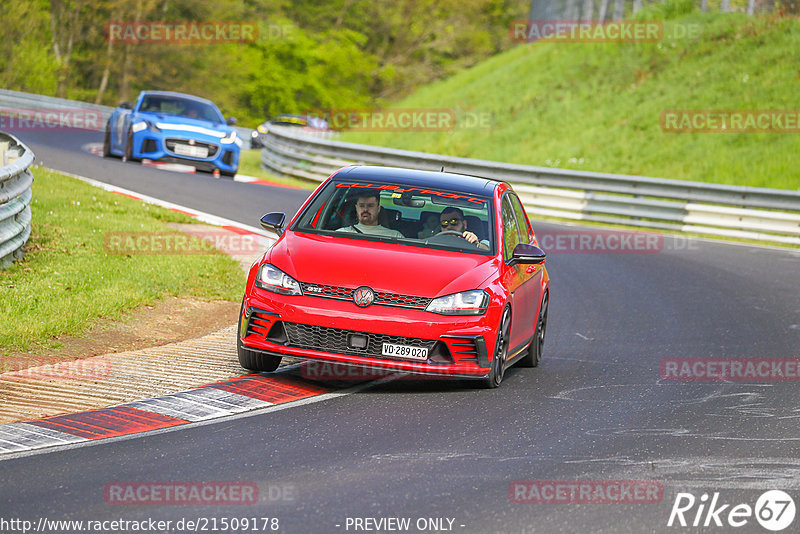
left=353, top=286, right=374, bottom=307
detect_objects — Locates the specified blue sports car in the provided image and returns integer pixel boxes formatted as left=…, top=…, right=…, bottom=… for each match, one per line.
left=103, top=90, right=241, bottom=176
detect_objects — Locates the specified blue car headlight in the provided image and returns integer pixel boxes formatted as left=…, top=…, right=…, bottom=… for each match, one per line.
left=220, top=131, right=238, bottom=145
left=132, top=120, right=160, bottom=133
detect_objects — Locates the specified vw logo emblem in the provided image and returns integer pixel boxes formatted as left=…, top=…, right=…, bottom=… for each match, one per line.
left=353, top=286, right=374, bottom=307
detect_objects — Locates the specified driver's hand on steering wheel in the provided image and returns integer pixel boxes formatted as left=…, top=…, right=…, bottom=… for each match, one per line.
left=461, top=230, right=479, bottom=244
left=461, top=231, right=489, bottom=250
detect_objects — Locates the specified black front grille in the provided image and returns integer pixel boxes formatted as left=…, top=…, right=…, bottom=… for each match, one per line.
left=164, top=138, right=218, bottom=157
left=374, top=290, right=432, bottom=308
left=299, top=282, right=432, bottom=309
left=283, top=322, right=436, bottom=359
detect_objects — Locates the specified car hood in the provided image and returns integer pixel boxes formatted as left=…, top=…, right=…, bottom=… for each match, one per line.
left=138, top=112, right=231, bottom=138
left=268, top=231, right=498, bottom=297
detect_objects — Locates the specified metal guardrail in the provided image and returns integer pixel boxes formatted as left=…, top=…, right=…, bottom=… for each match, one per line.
left=261, top=126, right=800, bottom=246
left=0, top=133, right=34, bottom=269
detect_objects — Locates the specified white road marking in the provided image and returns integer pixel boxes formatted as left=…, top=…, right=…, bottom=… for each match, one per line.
left=124, top=388, right=272, bottom=422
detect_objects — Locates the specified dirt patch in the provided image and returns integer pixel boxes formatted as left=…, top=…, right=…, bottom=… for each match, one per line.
left=2, top=297, right=240, bottom=372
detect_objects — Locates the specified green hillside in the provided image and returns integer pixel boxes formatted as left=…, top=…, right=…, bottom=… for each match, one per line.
left=341, top=5, right=800, bottom=190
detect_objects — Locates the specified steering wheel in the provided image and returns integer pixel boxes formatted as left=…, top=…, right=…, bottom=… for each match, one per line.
left=437, top=230, right=465, bottom=238
left=427, top=230, right=478, bottom=248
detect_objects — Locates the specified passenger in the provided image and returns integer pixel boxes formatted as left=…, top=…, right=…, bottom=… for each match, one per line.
left=337, top=191, right=404, bottom=238
left=417, top=213, right=439, bottom=239
left=439, top=207, right=489, bottom=250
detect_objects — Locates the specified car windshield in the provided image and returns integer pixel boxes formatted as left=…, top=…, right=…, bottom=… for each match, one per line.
left=293, top=179, right=495, bottom=254
left=138, top=95, right=223, bottom=123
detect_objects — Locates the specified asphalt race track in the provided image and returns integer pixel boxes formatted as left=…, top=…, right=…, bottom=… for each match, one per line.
left=2, top=127, right=800, bottom=533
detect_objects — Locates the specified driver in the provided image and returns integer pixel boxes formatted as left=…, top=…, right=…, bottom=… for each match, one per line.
left=337, top=191, right=404, bottom=238
left=439, top=207, right=490, bottom=250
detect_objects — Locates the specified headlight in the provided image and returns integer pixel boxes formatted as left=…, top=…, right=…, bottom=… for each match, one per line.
left=255, top=263, right=302, bottom=295
left=426, top=290, right=489, bottom=315
left=220, top=131, right=238, bottom=144
left=132, top=120, right=160, bottom=133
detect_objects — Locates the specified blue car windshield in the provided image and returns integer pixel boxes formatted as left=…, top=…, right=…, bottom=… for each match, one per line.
left=138, top=96, right=223, bottom=123
left=293, top=180, right=495, bottom=255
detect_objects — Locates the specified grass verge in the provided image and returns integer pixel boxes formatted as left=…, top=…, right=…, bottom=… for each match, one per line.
left=340, top=3, right=800, bottom=190
left=0, top=167, right=245, bottom=354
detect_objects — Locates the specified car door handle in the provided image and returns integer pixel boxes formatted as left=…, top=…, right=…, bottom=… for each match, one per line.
left=526, top=266, right=537, bottom=273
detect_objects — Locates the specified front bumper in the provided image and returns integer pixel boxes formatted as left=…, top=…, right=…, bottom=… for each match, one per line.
left=240, top=291, right=497, bottom=377
left=131, top=131, right=239, bottom=173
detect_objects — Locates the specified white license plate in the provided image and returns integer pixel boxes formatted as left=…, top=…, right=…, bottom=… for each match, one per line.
left=173, top=143, right=208, bottom=158
left=381, top=343, right=428, bottom=361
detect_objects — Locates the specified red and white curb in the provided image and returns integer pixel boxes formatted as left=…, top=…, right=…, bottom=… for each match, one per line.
left=0, top=366, right=394, bottom=457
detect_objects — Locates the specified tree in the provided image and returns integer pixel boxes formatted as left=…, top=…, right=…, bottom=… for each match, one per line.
left=50, top=0, right=84, bottom=97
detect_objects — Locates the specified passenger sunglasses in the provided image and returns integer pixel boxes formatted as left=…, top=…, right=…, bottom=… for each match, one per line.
left=440, top=218, right=463, bottom=228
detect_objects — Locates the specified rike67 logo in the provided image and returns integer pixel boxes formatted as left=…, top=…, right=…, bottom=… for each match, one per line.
left=668, top=490, right=795, bottom=531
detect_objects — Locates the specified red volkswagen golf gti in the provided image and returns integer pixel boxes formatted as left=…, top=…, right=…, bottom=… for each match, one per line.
left=238, top=166, right=549, bottom=387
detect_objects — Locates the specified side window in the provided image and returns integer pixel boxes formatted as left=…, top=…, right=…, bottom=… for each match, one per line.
left=509, top=194, right=531, bottom=244
left=501, top=196, right=520, bottom=261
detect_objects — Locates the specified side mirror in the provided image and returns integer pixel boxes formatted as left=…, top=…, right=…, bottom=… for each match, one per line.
left=510, top=243, right=546, bottom=265
left=260, top=212, right=286, bottom=236
left=226, top=117, right=237, bottom=126
left=119, top=102, right=133, bottom=110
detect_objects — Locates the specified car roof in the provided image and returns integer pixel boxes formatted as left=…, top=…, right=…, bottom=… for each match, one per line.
left=138, top=91, right=216, bottom=106
left=335, top=165, right=503, bottom=197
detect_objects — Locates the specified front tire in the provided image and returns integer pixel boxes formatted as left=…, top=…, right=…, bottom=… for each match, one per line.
left=124, top=130, right=138, bottom=162
left=236, top=302, right=282, bottom=372
left=480, top=307, right=511, bottom=388
left=102, top=124, right=114, bottom=158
